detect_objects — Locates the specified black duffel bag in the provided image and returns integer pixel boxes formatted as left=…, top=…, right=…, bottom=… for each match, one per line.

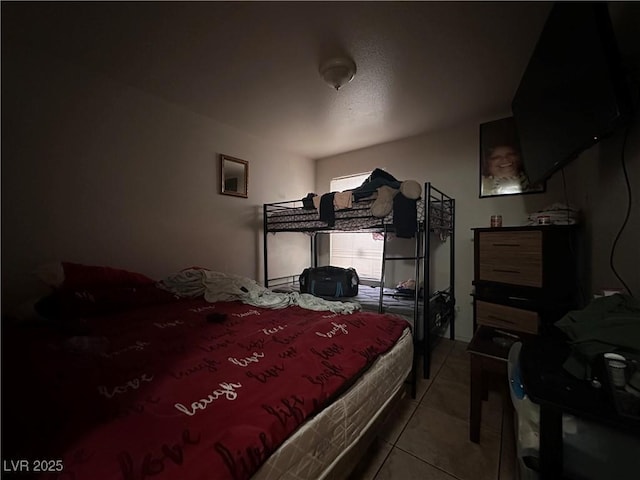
left=299, top=266, right=359, bottom=298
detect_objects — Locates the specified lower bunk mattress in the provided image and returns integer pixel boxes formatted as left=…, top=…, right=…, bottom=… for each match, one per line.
left=11, top=297, right=412, bottom=480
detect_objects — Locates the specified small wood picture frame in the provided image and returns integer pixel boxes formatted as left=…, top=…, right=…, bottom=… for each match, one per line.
left=220, top=154, right=248, bottom=198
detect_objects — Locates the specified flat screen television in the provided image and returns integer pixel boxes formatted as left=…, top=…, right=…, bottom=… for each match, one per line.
left=511, top=2, right=632, bottom=186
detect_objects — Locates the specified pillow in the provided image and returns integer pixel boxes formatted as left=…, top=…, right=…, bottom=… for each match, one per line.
left=371, top=185, right=398, bottom=218
left=400, top=180, right=422, bottom=200
left=61, top=262, right=155, bottom=289
left=43, top=284, right=181, bottom=320
left=34, top=262, right=178, bottom=322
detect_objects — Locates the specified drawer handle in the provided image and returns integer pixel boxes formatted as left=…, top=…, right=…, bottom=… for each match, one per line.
left=493, top=268, right=521, bottom=274
left=488, top=315, right=515, bottom=324
left=492, top=243, right=521, bottom=247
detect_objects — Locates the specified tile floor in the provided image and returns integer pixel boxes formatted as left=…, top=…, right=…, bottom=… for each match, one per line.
left=349, top=338, right=517, bottom=480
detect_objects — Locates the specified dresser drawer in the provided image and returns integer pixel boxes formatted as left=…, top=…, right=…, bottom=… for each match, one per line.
left=478, top=231, right=543, bottom=287
left=475, top=300, right=539, bottom=334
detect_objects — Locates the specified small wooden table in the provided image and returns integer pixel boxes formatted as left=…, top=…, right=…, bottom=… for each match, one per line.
left=467, top=326, right=526, bottom=443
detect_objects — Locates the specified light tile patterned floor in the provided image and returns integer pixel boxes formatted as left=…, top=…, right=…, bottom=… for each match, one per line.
left=349, top=338, right=516, bottom=480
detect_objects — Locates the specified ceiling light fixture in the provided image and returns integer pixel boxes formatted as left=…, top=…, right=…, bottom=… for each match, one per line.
left=319, top=57, right=357, bottom=91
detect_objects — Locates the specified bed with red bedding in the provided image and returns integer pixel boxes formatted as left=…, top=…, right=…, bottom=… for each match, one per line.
left=3, top=265, right=413, bottom=480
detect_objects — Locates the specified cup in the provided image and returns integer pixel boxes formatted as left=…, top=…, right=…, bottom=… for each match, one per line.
left=490, top=215, right=502, bottom=228
left=602, top=288, right=624, bottom=297
left=608, top=360, right=627, bottom=388
left=604, top=352, right=626, bottom=362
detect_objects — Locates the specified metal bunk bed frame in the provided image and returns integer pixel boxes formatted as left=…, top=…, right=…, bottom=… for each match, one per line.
left=262, top=182, right=455, bottom=385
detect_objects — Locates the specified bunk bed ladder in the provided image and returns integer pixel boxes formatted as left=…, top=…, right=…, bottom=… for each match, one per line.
left=412, top=223, right=422, bottom=398
left=378, top=224, right=388, bottom=314
left=449, top=198, right=456, bottom=340
left=413, top=224, right=422, bottom=342
left=424, top=182, right=432, bottom=379
left=378, top=222, right=419, bottom=397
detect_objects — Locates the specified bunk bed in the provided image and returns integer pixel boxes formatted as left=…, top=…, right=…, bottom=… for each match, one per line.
left=263, top=181, right=456, bottom=382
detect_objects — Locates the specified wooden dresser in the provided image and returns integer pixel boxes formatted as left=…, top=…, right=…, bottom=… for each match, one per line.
left=472, top=226, right=581, bottom=334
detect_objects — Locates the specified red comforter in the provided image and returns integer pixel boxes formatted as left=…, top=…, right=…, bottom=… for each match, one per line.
left=19, top=298, right=409, bottom=480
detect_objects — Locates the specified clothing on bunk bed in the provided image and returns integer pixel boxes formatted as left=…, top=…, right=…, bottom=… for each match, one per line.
left=393, top=193, right=417, bottom=238
left=320, top=192, right=336, bottom=226
left=303, top=192, right=353, bottom=211
left=334, top=191, right=353, bottom=209
left=302, top=193, right=316, bottom=210
left=352, top=168, right=402, bottom=201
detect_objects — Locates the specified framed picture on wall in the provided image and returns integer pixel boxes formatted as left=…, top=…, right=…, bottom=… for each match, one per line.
left=479, top=117, right=545, bottom=198
left=220, top=154, right=248, bottom=198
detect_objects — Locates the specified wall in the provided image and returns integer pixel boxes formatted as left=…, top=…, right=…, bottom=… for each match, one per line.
left=1, top=47, right=314, bottom=308
left=563, top=119, right=640, bottom=298
left=316, top=121, right=588, bottom=342
left=565, top=1, right=640, bottom=299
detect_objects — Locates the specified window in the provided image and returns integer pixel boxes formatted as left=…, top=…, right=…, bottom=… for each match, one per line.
left=329, top=173, right=383, bottom=280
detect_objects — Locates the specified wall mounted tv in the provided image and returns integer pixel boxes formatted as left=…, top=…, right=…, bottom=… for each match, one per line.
left=512, top=2, right=632, bottom=186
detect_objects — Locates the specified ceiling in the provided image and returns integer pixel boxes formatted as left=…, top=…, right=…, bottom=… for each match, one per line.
left=3, top=2, right=559, bottom=159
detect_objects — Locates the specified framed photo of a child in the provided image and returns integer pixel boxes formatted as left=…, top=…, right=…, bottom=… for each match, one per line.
left=479, top=117, right=545, bottom=198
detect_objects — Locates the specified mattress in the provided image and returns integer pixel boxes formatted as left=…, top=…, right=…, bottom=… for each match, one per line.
left=11, top=297, right=411, bottom=480
left=265, top=198, right=427, bottom=232
left=253, top=327, right=413, bottom=479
